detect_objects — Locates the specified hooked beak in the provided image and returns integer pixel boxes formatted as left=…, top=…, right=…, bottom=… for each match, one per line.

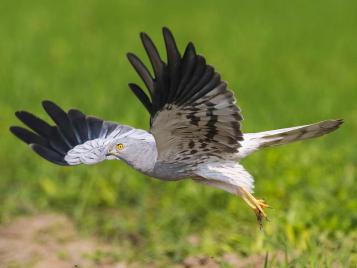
left=105, top=148, right=119, bottom=159
left=106, top=147, right=116, bottom=156
left=105, top=152, right=119, bottom=160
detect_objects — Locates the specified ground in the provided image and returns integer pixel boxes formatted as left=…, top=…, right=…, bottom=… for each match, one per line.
left=0, top=214, right=287, bottom=268
left=0, top=0, right=356, bottom=267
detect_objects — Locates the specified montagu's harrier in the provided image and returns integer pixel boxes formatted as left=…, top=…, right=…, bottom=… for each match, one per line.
left=10, top=27, right=343, bottom=227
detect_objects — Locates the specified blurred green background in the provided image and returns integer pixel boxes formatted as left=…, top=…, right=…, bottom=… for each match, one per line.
left=0, top=0, right=356, bottom=267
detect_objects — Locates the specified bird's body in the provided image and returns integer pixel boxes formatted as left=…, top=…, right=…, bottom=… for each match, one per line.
left=10, top=27, right=343, bottom=227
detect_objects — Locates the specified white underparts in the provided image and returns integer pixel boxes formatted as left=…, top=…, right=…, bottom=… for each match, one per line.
left=194, top=161, right=254, bottom=194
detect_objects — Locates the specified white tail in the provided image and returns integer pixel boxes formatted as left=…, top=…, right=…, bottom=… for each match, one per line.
left=237, top=119, right=343, bottom=159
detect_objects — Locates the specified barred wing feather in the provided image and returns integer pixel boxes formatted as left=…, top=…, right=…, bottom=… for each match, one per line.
left=128, top=27, right=243, bottom=163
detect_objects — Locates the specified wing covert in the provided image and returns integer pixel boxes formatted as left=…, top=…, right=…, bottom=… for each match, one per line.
left=128, top=27, right=243, bottom=163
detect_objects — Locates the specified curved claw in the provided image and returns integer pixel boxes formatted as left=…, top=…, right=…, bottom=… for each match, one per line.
left=239, top=187, right=270, bottom=229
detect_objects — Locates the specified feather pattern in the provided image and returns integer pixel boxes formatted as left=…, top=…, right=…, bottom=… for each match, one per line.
left=10, top=100, right=133, bottom=165
left=237, top=119, right=343, bottom=159
left=128, top=27, right=243, bottom=164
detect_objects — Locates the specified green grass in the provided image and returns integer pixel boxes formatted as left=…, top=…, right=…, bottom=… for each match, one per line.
left=1, top=0, right=356, bottom=266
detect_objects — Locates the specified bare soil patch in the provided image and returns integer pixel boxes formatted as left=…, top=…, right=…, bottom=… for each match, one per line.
left=0, top=214, right=285, bottom=268
left=0, top=214, right=129, bottom=268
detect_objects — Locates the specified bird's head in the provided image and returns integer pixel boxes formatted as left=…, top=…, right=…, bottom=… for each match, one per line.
left=105, top=131, right=157, bottom=172
left=106, top=140, right=129, bottom=160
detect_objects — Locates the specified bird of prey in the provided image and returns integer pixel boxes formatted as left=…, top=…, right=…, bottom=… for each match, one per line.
left=10, top=27, right=342, bottom=227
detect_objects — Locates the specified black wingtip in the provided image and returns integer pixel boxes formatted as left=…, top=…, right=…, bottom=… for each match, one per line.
left=29, top=143, right=68, bottom=166
left=42, top=99, right=53, bottom=104
left=162, top=26, right=171, bottom=35
left=162, top=26, right=181, bottom=64
left=42, top=99, right=58, bottom=110
left=186, top=42, right=196, bottom=53
left=10, top=125, right=48, bottom=146
left=139, top=30, right=164, bottom=78
left=162, top=27, right=174, bottom=41
left=126, top=52, right=140, bottom=66
left=140, top=32, right=155, bottom=49
left=15, top=111, right=22, bottom=118
left=9, top=125, right=23, bottom=135
left=42, top=99, right=53, bottom=106
left=15, top=110, right=33, bottom=122
left=9, top=126, right=19, bottom=136
left=140, top=31, right=149, bottom=41
left=126, top=52, right=155, bottom=95
left=128, top=83, right=153, bottom=114
left=127, top=52, right=135, bottom=61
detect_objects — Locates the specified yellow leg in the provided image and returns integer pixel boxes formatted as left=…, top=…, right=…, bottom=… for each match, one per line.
left=238, top=187, right=270, bottom=229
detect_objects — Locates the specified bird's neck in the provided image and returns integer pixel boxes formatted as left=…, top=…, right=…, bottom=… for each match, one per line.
left=120, top=129, right=158, bottom=175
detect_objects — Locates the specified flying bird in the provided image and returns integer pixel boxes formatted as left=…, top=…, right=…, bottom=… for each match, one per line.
left=10, top=27, right=343, bottom=227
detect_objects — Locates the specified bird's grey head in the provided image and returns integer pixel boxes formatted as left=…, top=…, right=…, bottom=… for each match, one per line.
left=63, top=124, right=157, bottom=168
left=106, top=129, right=157, bottom=173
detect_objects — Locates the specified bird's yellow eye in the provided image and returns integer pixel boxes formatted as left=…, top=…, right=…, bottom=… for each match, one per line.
left=116, top=143, right=124, bottom=151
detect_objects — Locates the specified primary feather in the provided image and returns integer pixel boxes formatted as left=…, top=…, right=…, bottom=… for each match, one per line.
left=10, top=100, right=134, bottom=165
left=128, top=27, right=243, bottom=166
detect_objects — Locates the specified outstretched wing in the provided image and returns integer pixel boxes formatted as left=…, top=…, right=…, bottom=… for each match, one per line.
left=10, top=101, right=133, bottom=165
left=127, top=27, right=243, bottom=163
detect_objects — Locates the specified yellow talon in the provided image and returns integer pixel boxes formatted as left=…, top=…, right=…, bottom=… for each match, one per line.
left=239, top=187, right=270, bottom=229
left=257, top=199, right=270, bottom=209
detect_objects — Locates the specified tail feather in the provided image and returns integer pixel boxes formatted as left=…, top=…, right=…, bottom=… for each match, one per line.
left=237, top=119, right=343, bottom=159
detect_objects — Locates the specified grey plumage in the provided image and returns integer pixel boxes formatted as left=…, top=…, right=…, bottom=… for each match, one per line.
left=9, top=27, right=343, bottom=225
left=11, top=101, right=134, bottom=165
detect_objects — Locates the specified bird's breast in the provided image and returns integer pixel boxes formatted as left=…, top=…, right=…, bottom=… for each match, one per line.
left=150, top=161, right=191, bottom=181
